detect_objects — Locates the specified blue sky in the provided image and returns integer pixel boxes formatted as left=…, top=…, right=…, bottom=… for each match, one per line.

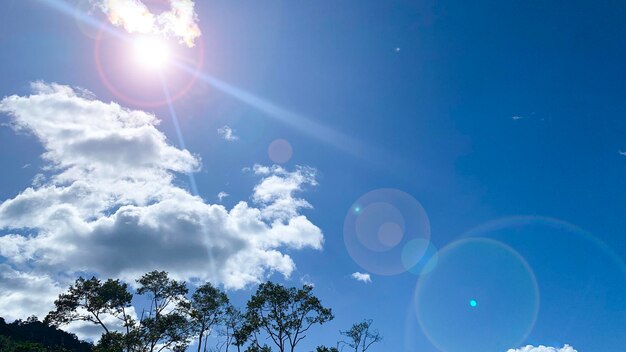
left=0, top=1, right=625, bottom=351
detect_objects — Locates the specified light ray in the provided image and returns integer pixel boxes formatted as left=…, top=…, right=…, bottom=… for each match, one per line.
left=159, top=73, right=200, bottom=196
left=172, top=60, right=367, bottom=157
left=39, top=0, right=398, bottom=166
left=38, top=0, right=125, bottom=39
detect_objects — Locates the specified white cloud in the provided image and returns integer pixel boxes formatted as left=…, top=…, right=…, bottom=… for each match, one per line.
left=217, top=191, right=229, bottom=202
left=65, top=307, right=139, bottom=342
left=217, top=125, right=239, bottom=141
left=351, top=272, right=372, bottom=283
left=0, top=82, right=324, bottom=321
left=512, top=115, right=524, bottom=120
left=619, top=150, right=626, bottom=156
left=95, top=0, right=202, bottom=47
left=507, top=345, right=578, bottom=352
left=0, top=264, right=64, bottom=322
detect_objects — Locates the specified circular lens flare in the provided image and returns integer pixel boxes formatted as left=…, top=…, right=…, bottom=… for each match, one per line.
left=415, top=238, right=540, bottom=352
left=133, top=36, right=170, bottom=70
left=344, top=188, right=431, bottom=275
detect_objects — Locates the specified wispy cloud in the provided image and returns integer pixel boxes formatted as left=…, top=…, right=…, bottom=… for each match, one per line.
left=507, top=345, right=577, bottom=352
left=512, top=115, right=524, bottom=120
left=351, top=272, right=372, bottom=283
left=619, top=150, right=626, bottom=156
left=300, top=274, right=315, bottom=287
left=95, top=0, right=202, bottom=47
left=217, top=191, right=229, bottom=202
left=0, top=82, right=325, bottom=322
left=217, top=125, right=239, bottom=141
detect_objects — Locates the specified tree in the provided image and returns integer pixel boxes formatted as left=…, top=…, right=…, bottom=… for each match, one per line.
left=220, top=305, right=250, bottom=352
left=338, top=319, right=382, bottom=352
left=189, top=282, right=229, bottom=352
left=45, top=276, right=132, bottom=335
left=134, top=271, right=192, bottom=352
left=0, top=315, right=92, bottom=352
left=93, top=332, right=126, bottom=352
left=246, top=282, right=334, bottom=352
left=316, top=346, right=339, bottom=352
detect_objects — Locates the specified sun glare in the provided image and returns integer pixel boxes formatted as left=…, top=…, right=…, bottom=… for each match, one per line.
left=133, top=37, right=170, bottom=70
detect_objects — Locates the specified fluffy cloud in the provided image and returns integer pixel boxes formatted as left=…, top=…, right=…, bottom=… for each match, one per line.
left=95, top=0, right=201, bottom=47
left=507, top=345, right=578, bottom=352
left=217, top=125, right=239, bottom=141
left=0, top=265, right=64, bottom=322
left=351, top=272, right=372, bottom=283
left=0, top=82, right=324, bottom=321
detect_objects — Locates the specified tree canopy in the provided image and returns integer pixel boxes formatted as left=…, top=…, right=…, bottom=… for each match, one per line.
left=0, top=271, right=387, bottom=352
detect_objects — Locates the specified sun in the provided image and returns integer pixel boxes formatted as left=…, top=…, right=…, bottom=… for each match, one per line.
left=132, top=36, right=171, bottom=70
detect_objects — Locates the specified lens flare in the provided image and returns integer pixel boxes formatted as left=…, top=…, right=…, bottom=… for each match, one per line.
left=268, top=139, right=293, bottom=164
left=344, top=189, right=432, bottom=275
left=415, top=238, right=540, bottom=352
left=462, top=216, right=626, bottom=347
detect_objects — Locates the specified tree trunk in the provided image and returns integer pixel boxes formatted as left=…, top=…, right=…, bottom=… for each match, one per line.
left=197, top=328, right=204, bottom=352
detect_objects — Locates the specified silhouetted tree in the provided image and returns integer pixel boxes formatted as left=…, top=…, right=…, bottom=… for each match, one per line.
left=316, top=346, right=339, bottom=352
left=246, top=282, right=334, bottom=352
left=135, top=271, right=191, bottom=352
left=338, top=319, right=382, bottom=352
left=93, top=331, right=126, bottom=352
left=0, top=315, right=92, bottom=352
left=45, top=276, right=132, bottom=335
left=219, top=305, right=249, bottom=352
left=189, top=282, right=229, bottom=352
left=244, top=345, right=272, bottom=352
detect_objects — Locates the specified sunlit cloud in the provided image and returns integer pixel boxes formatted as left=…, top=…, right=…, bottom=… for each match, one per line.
left=0, top=83, right=325, bottom=323
left=507, top=345, right=578, bottom=352
left=218, top=125, right=239, bottom=141
left=95, top=0, right=201, bottom=47
left=351, top=272, right=372, bottom=283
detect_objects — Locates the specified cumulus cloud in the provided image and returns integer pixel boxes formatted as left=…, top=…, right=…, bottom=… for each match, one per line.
left=351, top=272, right=372, bottom=283
left=95, top=0, right=201, bottom=47
left=0, top=265, right=64, bottom=322
left=507, top=345, right=578, bottom=352
left=0, top=82, right=324, bottom=321
left=217, top=125, right=239, bottom=141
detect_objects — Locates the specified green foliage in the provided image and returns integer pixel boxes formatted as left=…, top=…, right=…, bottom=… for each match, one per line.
left=222, top=305, right=250, bottom=352
left=93, top=332, right=126, bottom=352
left=45, top=276, right=132, bottom=335
left=246, top=282, right=334, bottom=352
left=244, top=344, right=272, bottom=352
left=0, top=316, right=91, bottom=352
left=134, top=271, right=192, bottom=352
left=339, top=319, right=382, bottom=352
left=26, top=272, right=370, bottom=352
left=189, top=282, right=229, bottom=352
left=316, top=346, right=339, bottom=352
